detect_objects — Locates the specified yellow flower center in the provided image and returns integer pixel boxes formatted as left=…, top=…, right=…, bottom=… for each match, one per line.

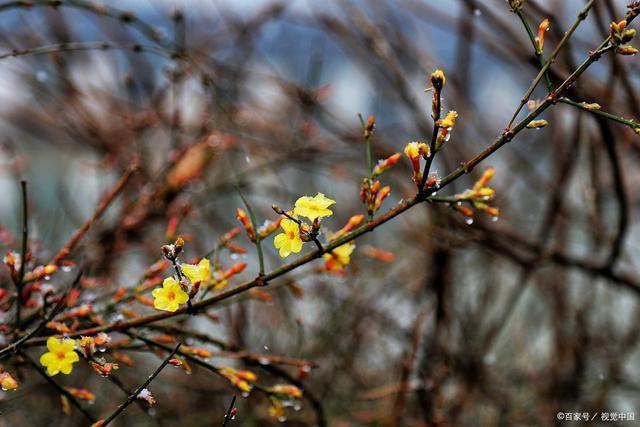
left=288, top=231, right=295, bottom=239
left=167, top=290, right=176, bottom=300
left=57, top=352, right=66, bottom=360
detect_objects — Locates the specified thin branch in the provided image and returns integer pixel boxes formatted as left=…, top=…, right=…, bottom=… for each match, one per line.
left=99, top=342, right=182, bottom=427
left=222, top=395, right=237, bottom=427
left=49, top=163, right=138, bottom=267
left=560, top=97, right=640, bottom=131
left=514, top=9, right=553, bottom=91
left=237, top=186, right=265, bottom=275
left=506, top=0, right=596, bottom=128
left=15, top=180, right=28, bottom=332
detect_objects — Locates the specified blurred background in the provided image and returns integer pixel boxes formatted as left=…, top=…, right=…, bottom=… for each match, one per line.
left=1, top=0, right=640, bottom=425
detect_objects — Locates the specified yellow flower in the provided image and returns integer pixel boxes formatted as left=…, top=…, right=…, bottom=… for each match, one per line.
left=39, top=337, right=80, bottom=376
left=436, top=111, right=458, bottom=129
left=273, top=218, right=303, bottom=258
left=293, top=193, right=335, bottom=221
left=403, top=141, right=429, bottom=160
left=181, top=258, right=211, bottom=283
left=323, top=242, right=355, bottom=272
left=152, top=277, right=189, bottom=312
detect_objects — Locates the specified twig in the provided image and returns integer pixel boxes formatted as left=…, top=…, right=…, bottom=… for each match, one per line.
left=49, top=164, right=137, bottom=266
left=15, top=180, right=28, bottom=332
left=0, top=41, right=169, bottom=62
left=222, top=395, right=237, bottom=427
left=560, top=97, right=640, bottom=131
left=506, top=0, right=596, bottom=129
left=99, top=342, right=182, bottom=427
left=236, top=187, right=265, bottom=275
left=514, top=9, right=553, bottom=91
left=418, top=82, right=442, bottom=193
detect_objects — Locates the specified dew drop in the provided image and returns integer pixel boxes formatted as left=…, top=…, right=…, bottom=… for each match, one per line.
left=61, top=266, right=72, bottom=273
left=44, top=276, right=51, bottom=281
left=491, top=216, right=499, bottom=222
left=36, top=70, right=47, bottom=82
left=465, top=218, right=474, bottom=225
left=241, top=392, right=250, bottom=398
left=473, top=8, right=482, bottom=16
left=278, top=416, right=287, bottom=422
left=258, top=357, right=270, bottom=365
left=245, top=156, right=251, bottom=164
left=263, top=345, right=270, bottom=351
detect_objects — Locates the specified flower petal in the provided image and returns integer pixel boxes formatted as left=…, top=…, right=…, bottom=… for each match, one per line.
left=40, top=352, right=56, bottom=367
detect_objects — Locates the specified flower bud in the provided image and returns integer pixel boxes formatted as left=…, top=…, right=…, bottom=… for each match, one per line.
left=236, top=208, right=256, bottom=241
left=430, top=69, right=446, bottom=91
left=616, top=45, right=638, bottom=55
left=364, top=114, right=375, bottom=139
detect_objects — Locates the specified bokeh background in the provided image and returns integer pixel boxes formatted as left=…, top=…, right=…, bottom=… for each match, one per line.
left=1, top=0, right=640, bottom=425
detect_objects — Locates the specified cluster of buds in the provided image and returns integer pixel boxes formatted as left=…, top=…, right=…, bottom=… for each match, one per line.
left=219, top=366, right=257, bottom=394
left=359, top=115, right=399, bottom=217
left=89, top=360, right=120, bottom=378
left=452, top=167, right=500, bottom=220
left=611, top=20, right=638, bottom=55
left=404, top=141, right=430, bottom=185
left=536, top=19, right=550, bottom=53
left=161, top=237, right=184, bottom=261
left=360, top=178, right=392, bottom=217
left=76, top=333, right=112, bottom=357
